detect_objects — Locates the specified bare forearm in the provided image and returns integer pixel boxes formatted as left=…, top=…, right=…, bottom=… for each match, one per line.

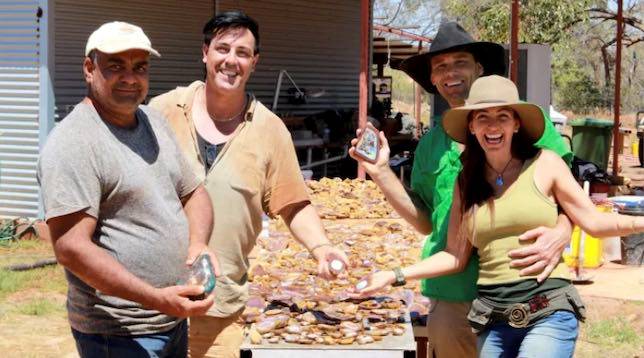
left=54, top=240, right=159, bottom=308
left=370, top=168, right=432, bottom=234
left=284, top=203, right=329, bottom=251
left=182, top=185, right=213, bottom=247
left=400, top=251, right=466, bottom=282
left=281, top=202, right=349, bottom=279
left=581, top=212, right=644, bottom=238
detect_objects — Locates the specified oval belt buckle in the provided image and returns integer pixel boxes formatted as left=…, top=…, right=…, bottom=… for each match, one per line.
left=507, top=303, right=530, bottom=328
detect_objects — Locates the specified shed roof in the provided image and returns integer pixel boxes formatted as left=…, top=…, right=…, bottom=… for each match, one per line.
left=373, top=37, right=429, bottom=69
left=372, top=24, right=430, bottom=69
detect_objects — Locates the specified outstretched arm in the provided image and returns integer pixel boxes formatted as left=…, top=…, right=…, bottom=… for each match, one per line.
left=354, top=182, right=472, bottom=297
left=548, top=151, right=644, bottom=237
left=280, top=202, right=349, bottom=280
left=400, top=182, right=472, bottom=281
left=349, top=123, right=432, bottom=234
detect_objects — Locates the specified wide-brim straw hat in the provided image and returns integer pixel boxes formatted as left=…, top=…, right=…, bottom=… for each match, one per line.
left=399, top=22, right=506, bottom=94
left=443, top=75, right=545, bottom=144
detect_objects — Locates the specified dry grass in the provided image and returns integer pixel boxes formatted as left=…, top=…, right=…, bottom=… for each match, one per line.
left=0, top=240, right=641, bottom=357
left=0, top=240, right=75, bottom=357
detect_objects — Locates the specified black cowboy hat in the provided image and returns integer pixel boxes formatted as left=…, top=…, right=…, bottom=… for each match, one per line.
left=399, top=22, right=506, bottom=94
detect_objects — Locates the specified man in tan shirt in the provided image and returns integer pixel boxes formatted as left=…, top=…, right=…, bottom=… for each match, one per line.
left=150, top=10, right=348, bottom=358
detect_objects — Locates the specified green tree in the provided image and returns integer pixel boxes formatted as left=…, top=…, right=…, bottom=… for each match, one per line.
left=553, top=60, right=605, bottom=113
left=442, top=0, right=643, bottom=113
left=442, top=0, right=592, bottom=44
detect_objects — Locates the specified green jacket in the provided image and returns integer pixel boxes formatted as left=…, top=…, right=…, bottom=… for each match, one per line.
left=410, top=108, right=572, bottom=302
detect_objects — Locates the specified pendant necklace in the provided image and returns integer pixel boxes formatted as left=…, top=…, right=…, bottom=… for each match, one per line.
left=486, top=158, right=514, bottom=187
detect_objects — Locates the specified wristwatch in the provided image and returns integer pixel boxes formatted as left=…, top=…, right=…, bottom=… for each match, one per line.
left=391, top=267, right=406, bottom=287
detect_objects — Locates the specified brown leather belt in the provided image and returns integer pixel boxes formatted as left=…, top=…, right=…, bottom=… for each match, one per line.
left=467, top=285, right=586, bottom=333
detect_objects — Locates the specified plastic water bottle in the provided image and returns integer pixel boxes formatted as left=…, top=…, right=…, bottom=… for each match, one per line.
left=260, top=214, right=270, bottom=239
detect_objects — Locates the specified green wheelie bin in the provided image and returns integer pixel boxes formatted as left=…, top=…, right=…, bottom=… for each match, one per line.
left=569, top=118, right=614, bottom=171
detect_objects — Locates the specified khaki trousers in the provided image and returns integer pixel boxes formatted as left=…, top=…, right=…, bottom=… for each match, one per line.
left=426, top=300, right=477, bottom=358
left=189, top=312, right=244, bottom=358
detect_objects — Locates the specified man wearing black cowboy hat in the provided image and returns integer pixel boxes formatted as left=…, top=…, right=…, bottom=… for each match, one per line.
left=350, top=22, right=572, bottom=357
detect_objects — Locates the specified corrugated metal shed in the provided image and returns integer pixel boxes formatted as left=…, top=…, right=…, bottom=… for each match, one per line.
left=0, top=0, right=41, bottom=218
left=53, top=1, right=363, bottom=119
left=1, top=0, right=365, bottom=218
left=53, top=0, right=214, bottom=119
left=218, top=0, right=361, bottom=116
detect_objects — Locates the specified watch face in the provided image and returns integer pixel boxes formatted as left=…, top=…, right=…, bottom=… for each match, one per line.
left=355, top=127, right=379, bottom=163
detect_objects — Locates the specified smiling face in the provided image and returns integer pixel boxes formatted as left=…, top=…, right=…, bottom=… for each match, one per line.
left=430, top=51, right=483, bottom=107
left=469, top=106, right=520, bottom=153
left=202, top=27, right=258, bottom=94
left=83, top=49, right=150, bottom=117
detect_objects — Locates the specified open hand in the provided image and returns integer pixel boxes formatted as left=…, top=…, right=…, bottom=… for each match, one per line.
left=312, top=245, right=350, bottom=280
left=151, top=284, right=214, bottom=318
left=349, top=270, right=395, bottom=299
left=509, top=226, right=569, bottom=282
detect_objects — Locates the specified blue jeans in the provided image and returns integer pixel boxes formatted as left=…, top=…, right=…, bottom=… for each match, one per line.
left=478, top=310, right=578, bottom=358
left=71, top=319, right=187, bottom=358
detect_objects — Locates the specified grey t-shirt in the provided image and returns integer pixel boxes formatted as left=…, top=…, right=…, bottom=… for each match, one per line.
left=38, top=102, right=201, bottom=335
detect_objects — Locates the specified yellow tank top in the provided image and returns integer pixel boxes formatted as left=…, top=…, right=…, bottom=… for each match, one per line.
left=470, top=155, right=570, bottom=285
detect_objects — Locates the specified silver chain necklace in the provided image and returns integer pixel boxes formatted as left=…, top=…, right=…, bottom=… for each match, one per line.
left=211, top=101, right=246, bottom=122
left=206, top=90, right=247, bottom=122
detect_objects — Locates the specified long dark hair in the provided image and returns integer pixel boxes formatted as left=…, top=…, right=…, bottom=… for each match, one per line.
left=457, top=111, right=539, bottom=215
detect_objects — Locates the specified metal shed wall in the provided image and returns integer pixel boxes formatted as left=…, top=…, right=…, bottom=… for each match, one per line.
left=53, top=0, right=215, bottom=119
left=0, top=0, right=41, bottom=218
left=217, top=0, right=361, bottom=116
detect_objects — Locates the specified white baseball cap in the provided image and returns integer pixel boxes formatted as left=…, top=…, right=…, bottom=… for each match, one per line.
left=85, top=21, right=160, bottom=57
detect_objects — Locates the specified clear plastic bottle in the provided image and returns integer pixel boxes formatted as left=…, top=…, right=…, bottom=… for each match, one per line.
left=260, top=213, right=270, bottom=239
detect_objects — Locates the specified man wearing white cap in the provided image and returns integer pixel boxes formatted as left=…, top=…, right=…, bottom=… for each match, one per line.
left=38, top=21, right=217, bottom=357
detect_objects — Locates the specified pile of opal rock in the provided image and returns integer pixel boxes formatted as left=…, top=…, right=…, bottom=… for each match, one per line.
left=306, top=178, right=400, bottom=219
left=246, top=218, right=430, bottom=346
left=247, top=298, right=408, bottom=345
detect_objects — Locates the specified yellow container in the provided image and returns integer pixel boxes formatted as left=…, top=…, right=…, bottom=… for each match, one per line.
left=563, top=205, right=608, bottom=268
left=632, top=140, right=639, bottom=157
left=563, top=227, right=603, bottom=268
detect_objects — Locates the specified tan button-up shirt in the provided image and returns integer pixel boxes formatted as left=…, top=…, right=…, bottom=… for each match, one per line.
left=150, top=81, right=310, bottom=317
